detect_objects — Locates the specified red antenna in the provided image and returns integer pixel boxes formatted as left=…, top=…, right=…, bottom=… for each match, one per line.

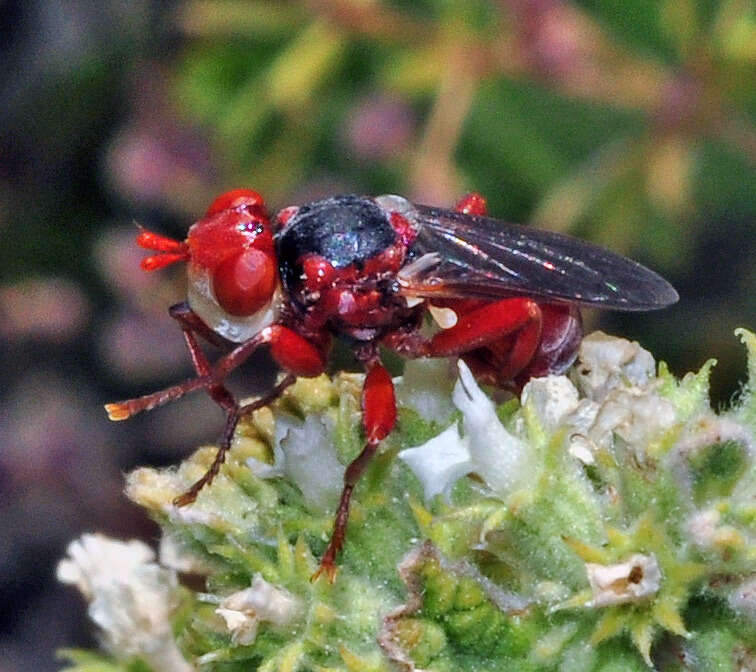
left=136, top=228, right=190, bottom=271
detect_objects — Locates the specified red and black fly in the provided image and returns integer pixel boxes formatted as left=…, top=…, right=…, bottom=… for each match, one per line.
left=106, top=189, right=678, bottom=579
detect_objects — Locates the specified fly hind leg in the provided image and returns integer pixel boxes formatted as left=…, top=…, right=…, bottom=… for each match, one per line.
left=451, top=193, right=551, bottom=386
left=427, top=297, right=543, bottom=382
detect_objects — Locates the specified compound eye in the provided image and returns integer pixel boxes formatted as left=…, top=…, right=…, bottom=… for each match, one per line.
left=212, top=249, right=276, bottom=316
left=205, top=189, right=265, bottom=217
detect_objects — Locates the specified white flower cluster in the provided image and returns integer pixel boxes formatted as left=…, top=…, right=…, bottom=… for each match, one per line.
left=398, top=332, right=674, bottom=504
left=57, top=533, right=193, bottom=672
left=398, top=359, right=532, bottom=502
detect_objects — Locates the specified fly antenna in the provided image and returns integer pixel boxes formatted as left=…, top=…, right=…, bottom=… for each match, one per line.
left=135, top=224, right=190, bottom=271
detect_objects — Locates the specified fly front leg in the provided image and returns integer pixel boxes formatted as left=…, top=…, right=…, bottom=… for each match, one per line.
left=173, top=324, right=328, bottom=507
left=106, top=324, right=329, bottom=505
left=170, top=303, right=241, bottom=506
left=313, top=358, right=396, bottom=582
left=172, top=373, right=297, bottom=507
left=169, top=301, right=224, bottom=350
left=169, top=302, right=292, bottom=447
left=106, top=324, right=327, bottom=420
left=105, top=302, right=236, bottom=421
left=169, top=301, right=238, bottom=432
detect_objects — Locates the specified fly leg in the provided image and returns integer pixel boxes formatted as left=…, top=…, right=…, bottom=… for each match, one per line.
left=427, top=298, right=543, bottom=381
left=169, top=301, right=238, bottom=425
left=106, top=303, right=270, bottom=507
left=166, top=302, right=244, bottom=506
left=384, top=297, right=544, bottom=383
left=104, top=302, right=232, bottom=421
left=105, top=323, right=327, bottom=420
left=105, top=324, right=328, bottom=504
left=313, top=357, right=396, bottom=582
left=173, top=374, right=296, bottom=507
left=388, top=188, right=543, bottom=383
left=454, top=191, right=487, bottom=216
left=173, top=324, right=326, bottom=506
left=513, top=303, right=582, bottom=386
left=169, top=301, right=225, bottom=349
left=422, top=193, right=545, bottom=384
left=170, top=302, right=290, bottom=428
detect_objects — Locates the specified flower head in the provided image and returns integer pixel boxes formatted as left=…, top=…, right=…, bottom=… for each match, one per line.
left=57, top=533, right=192, bottom=672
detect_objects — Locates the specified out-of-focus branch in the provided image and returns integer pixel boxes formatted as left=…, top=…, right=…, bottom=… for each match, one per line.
left=410, top=41, right=482, bottom=203
left=304, top=0, right=426, bottom=43
left=176, top=0, right=755, bottom=157
left=176, top=0, right=309, bottom=37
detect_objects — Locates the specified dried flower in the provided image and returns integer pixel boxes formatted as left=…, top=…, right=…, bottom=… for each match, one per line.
left=585, top=554, right=662, bottom=607
left=572, top=331, right=656, bottom=400
left=215, top=574, right=301, bottom=645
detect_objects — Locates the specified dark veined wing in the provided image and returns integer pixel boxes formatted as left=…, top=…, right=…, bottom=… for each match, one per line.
left=399, top=205, right=679, bottom=311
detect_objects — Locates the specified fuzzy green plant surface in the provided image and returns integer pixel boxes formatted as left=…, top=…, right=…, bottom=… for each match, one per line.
left=58, top=330, right=756, bottom=671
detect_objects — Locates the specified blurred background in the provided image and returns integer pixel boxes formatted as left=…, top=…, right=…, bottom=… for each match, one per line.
left=0, top=0, right=753, bottom=668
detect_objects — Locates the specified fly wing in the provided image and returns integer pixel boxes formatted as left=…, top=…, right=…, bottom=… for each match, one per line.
left=399, top=205, right=679, bottom=311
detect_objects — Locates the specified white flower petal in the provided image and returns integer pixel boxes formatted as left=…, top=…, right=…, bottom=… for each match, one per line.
left=56, top=534, right=156, bottom=600
left=454, top=360, right=532, bottom=497
left=567, top=436, right=596, bottom=465
left=248, top=414, right=343, bottom=511
left=398, top=422, right=474, bottom=502
left=394, top=357, right=456, bottom=424
left=279, top=415, right=344, bottom=510
left=246, top=413, right=290, bottom=478
left=224, top=574, right=300, bottom=624
left=245, top=459, right=283, bottom=478
left=159, top=531, right=213, bottom=575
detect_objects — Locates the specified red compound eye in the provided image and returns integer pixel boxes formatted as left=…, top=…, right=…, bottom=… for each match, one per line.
left=205, top=189, right=265, bottom=218
left=212, top=249, right=277, bottom=316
